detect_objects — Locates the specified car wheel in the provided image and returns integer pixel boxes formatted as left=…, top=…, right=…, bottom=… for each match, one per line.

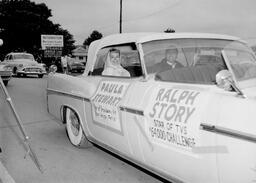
left=65, top=107, right=91, bottom=148
left=17, top=73, right=21, bottom=77
left=3, top=80, right=8, bottom=86
left=38, top=74, right=43, bottom=78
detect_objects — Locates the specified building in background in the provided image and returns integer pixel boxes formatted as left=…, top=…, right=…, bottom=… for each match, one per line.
left=71, top=46, right=88, bottom=65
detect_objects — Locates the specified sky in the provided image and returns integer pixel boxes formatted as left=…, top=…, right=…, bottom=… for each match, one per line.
left=33, top=0, right=256, bottom=45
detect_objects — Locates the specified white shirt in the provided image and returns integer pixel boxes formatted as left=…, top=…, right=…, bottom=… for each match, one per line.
left=102, top=66, right=130, bottom=77
left=61, top=56, right=68, bottom=67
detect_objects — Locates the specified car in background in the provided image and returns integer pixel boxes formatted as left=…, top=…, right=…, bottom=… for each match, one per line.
left=2, top=52, right=46, bottom=78
left=0, top=63, right=12, bottom=85
left=67, top=58, right=85, bottom=73
left=38, top=63, right=47, bottom=72
left=0, top=39, right=12, bottom=86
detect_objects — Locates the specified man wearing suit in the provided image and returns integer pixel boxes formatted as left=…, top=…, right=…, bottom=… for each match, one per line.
left=155, top=46, right=184, bottom=73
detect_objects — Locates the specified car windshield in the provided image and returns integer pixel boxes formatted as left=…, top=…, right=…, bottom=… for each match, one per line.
left=142, top=38, right=256, bottom=84
left=222, top=42, right=256, bottom=81
left=13, top=54, right=34, bottom=60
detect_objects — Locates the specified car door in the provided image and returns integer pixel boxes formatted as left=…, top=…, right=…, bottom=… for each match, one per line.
left=87, top=77, right=134, bottom=155
left=118, top=40, right=222, bottom=182
left=214, top=94, right=256, bottom=183
left=122, top=79, right=220, bottom=183
left=85, top=44, right=143, bottom=157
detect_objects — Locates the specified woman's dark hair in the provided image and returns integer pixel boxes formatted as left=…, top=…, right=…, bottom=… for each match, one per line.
left=109, top=48, right=120, bottom=56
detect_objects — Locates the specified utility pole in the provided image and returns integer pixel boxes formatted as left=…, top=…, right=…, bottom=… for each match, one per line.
left=119, top=0, right=122, bottom=33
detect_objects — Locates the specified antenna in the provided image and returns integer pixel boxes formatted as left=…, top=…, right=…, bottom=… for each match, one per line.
left=119, top=0, right=122, bottom=33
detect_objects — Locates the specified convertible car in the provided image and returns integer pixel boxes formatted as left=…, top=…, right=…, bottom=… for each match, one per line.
left=47, top=33, right=256, bottom=183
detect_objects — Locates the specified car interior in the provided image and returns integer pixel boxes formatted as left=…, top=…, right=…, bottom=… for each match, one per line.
left=90, top=43, right=143, bottom=77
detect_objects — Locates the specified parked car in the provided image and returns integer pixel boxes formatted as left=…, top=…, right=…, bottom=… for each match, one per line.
left=0, top=62, right=12, bottom=86
left=2, top=52, right=46, bottom=78
left=67, top=58, right=85, bottom=73
left=47, top=32, right=256, bottom=183
left=38, top=63, right=47, bottom=71
left=0, top=39, right=12, bottom=86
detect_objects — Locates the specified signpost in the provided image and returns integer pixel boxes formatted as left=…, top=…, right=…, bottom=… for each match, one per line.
left=41, top=35, right=63, bottom=49
left=43, top=47, right=62, bottom=58
left=41, top=35, right=63, bottom=58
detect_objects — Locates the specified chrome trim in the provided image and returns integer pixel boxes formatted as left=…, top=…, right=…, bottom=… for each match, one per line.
left=47, top=88, right=90, bottom=102
left=119, top=106, right=144, bottom=116
left=200, top=123, right=256, bottom=143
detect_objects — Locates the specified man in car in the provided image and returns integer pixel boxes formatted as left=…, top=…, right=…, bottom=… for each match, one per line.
left=155, top=46, right=184, bottom=73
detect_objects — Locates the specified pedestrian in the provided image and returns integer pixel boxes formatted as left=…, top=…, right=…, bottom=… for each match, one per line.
left=61, top=55, right=68, bottom=74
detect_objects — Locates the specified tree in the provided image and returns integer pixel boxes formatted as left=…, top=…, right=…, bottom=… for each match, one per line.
left=57, top=27, right=76, bottom=56
left=164, top=27, right=176, bottom=33
left=83, top=30, right=103, bottom=46
left=0, top=0, right=75, bottom=60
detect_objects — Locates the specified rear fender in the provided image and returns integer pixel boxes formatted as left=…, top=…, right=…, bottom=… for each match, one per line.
left=47, top=73, right=101, bottom=136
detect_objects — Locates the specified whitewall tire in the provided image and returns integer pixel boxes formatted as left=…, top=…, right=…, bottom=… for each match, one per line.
left=65, top=107, right=91, bottom=148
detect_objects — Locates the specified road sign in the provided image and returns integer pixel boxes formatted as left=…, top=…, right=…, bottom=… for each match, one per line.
left=41, top=35, right=63, bottom=49
left=43, top=47, right=62, bottom=58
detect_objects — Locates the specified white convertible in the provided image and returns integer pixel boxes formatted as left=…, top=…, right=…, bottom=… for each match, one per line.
left=47, top=33, right=256, bottom=183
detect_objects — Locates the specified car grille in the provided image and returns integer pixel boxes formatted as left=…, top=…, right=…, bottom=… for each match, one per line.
left=0, top=71, right=12, bottom=76
left=25, top=68, right=41, bottom=72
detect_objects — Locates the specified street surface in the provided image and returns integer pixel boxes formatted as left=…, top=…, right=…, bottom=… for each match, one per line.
left=0, top=75, right=164, bottom=183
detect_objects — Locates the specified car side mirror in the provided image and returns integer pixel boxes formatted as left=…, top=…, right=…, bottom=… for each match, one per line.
left=216, top=70, right=233, bottom=91
left=216, top=69, right=245, bottom=97
left=49, top=65, right=57, bottom=74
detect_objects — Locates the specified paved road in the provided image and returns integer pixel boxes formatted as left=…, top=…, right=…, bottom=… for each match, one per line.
left=0, top=76, right=164, bottom=183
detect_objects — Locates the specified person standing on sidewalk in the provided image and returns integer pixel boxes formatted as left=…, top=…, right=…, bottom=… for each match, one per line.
left=61, top=55, right=68, bottom=74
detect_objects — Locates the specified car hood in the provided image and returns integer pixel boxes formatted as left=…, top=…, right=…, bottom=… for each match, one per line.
left=18, top=60, right=43, bottom=68
left=16, top=60, right=41, bottom=67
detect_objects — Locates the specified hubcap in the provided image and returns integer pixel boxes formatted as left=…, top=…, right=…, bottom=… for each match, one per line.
left=69, top=112, right=80, bottom=136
